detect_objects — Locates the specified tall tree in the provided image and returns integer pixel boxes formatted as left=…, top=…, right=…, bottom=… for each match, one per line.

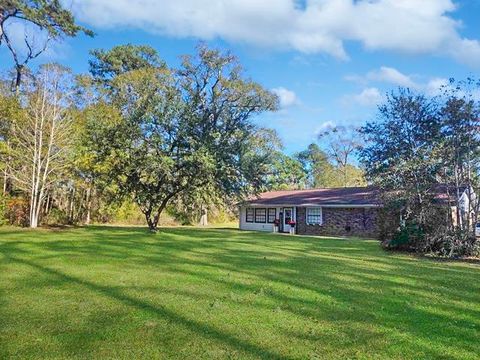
left=318, top=125, right=363, bottom=187
left=88, top=45, right=278, bottom=231
left=360, top=90, right=441, bottom=226
left=295, top=143, right=336, bottom=188
left=438, top=79, right=480, bottom=234
left=360, top=85, right=480, bottom=256
left=267, top=152, right=307, bottom=190
left=0, top=0, right=92, bottom=90
left=71, top=101, right=130, bottom=224
left=6, top=63, right=74, bottom=227
left=0, top=86, right=20, bottom=194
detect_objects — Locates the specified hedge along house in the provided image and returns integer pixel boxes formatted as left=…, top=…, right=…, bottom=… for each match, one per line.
left=239, top=187, right=381, bottom=237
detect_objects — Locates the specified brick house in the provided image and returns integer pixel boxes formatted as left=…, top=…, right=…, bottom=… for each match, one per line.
left=238, top=187, right=381, bottom=237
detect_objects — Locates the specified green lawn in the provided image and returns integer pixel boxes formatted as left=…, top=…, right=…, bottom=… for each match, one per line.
left=0, top=226, right=479, bottom=359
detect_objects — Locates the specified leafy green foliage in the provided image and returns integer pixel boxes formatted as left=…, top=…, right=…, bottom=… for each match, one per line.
left=295, top=143, right=365, bottom=188
left=295, top=143, right=332, bottom=187
left=42, top=207, right=68, bottom=226
left=89, top=44, right=164, bottom=85
left=0, top=193, right=7, bottom=225
left=0, top=1, right=93, bottom=38
left=267, top=151, right=307, bottom=190
left=360, top=84, right=480, bottom=257
left=87, top=45, right=278, bottom=230
left=317, top=126, right=364, bottom=187
left=361, top=90, right=443, bottom=226
left=385, top=224, right=424, bottom=251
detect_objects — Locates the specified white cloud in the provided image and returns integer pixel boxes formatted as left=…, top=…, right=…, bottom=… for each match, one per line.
left=366, top=67, right=417, bottom=88
left=425, top=77, right=450, bottom=96
left=272, top=87, right=300, bottom=108
left=346, top=66, right=455, bottom=96
left=344, top=87, right=384, bottom=107
left=68, top=0, right=480, bottom=66
left=346, top=66, right=418, bottom=88
left=315, top=121, right=336, bottom=135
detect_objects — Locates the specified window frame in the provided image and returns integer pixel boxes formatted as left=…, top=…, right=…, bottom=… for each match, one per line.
left=254, top=208, right=267, bottom=223
left=267, top=208, right=277, bottom=223
left=246, top=208, right=254, bottom=223
left=306, top=207, right=323, bottom=225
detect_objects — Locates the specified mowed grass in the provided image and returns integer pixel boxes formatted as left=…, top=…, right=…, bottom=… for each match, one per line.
left=0, top=226, right=479, bottom=359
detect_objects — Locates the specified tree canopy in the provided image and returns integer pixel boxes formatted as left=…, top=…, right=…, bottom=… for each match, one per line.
left=360, top=83, right=480, bottom=257
left=85, top=45, right=278, bottom=230
left=89, top=44, right=164, bottom=85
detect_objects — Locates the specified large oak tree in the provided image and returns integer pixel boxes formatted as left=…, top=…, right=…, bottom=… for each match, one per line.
left=87, top=45, right=278, bottom=231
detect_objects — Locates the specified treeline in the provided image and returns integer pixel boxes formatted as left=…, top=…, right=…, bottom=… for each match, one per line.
left=0, top=44, right=365, bottom=230
left=267, top=139, right=365, bottom=191
left=0, top=45, right=283, bottom=230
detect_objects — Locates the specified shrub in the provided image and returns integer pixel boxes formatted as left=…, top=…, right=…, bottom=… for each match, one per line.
left=425, top=227, right=479, bottom=258
left=384, top=222, right=479, bottom=258
left=5, top=197, right=29, bottom=227
left=377, top=207, right=401, bottom=242
left=382, top=223, right=424, bottom=252
left=0, top=194, right=7, bottom=226
left=44, top=208, right=70, bottom=226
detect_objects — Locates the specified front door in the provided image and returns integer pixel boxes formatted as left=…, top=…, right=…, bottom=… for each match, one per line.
left=283, top=207, right=293, bottom=233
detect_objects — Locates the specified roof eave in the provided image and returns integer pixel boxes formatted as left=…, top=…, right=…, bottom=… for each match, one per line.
left=240, top=203, right=381, bottom=208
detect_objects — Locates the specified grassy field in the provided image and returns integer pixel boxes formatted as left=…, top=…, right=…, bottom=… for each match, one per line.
left=0, top=226, right=479, bottom=359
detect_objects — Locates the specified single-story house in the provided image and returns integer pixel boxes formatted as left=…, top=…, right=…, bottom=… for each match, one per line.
left=239, top=187, right=381, bottom=237
left=239, top=185, right=478, bottom=238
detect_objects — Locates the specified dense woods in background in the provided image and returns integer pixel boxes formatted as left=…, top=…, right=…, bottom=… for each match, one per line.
left=1, top=2, right=479, bottom=257
left=0, top=49, right=365, bottom=229
left=0, top=44, right=279, bottom=230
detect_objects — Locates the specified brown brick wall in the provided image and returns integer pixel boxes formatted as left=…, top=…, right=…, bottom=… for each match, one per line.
left=296, top=207, right=380, bottom=238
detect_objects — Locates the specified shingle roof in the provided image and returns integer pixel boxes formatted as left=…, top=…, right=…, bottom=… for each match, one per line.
left=244, top=186, right=380, bottom=206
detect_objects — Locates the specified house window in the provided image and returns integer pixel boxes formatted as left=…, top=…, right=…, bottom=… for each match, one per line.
left=246, top=208, right=254, bottom=223
left=267, top=208, right=276, bottom=223
left=306, top=207, right=322, bottom=225
left=255, top=208, right=267, bottom=223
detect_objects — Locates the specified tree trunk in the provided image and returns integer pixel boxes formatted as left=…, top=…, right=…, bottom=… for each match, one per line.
left=143, top=195, right=175, bottom=232
left=29, top=186, right=40, bottom=228
left=68, top=187, right=75, bottom=223
left=2, top=168, right=6, bottom=195
left=199, top=205, right=208, bottom=226
left=145, top=211, right=159, bottom=232
left=14, top=65, right=23, bottom=94
left=454, top=162, right=462, bottom=230
left=85, top=186, right=92, bottom=225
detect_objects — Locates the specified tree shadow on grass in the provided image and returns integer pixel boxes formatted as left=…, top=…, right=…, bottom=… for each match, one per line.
left=1, top=226, right=479, bottom=358
left=2, top=254, right=286, bottom=360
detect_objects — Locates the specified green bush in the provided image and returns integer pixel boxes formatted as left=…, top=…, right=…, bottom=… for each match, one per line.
left=0, top=194, right=7, bottom=226
left=44, top=208, right=70, bottom=226
left=383, top=223, right=424, bottom=252
left=384, top=222, right=479, bottom=258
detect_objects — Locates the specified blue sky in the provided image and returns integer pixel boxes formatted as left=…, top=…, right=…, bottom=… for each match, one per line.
left=1, top=0, right=480, bottom=155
